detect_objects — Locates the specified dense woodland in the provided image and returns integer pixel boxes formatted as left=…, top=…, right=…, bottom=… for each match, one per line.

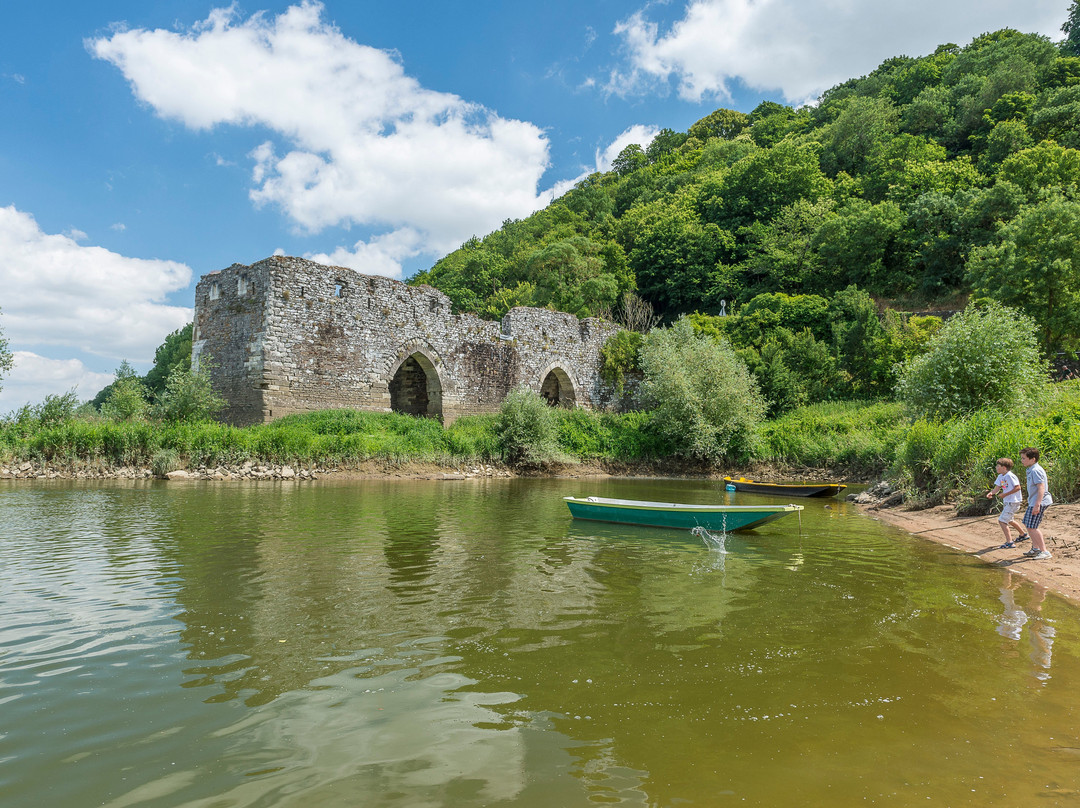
left=412, top=24, right=1080, bottom=412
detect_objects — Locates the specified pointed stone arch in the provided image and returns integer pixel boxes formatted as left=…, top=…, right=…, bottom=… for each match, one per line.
left=538, top=364, right=577, bottom=408
left=389, top=346, right=444, bottom=420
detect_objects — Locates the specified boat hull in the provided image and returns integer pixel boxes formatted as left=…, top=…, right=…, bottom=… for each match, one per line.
left=723, top=477, right=846, bottom=498
left=564, top=497, right=802, bottom=532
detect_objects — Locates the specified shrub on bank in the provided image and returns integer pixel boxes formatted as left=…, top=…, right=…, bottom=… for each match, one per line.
left=639, top=317, right=767, bottom=462
left=895, top=302, right=1047, bottom=421
left=893, top=380, right=1080, bottom=506
left=495, top=387, right=561, bottom=466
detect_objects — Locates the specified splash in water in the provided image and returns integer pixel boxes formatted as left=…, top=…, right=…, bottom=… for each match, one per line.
left=692, top=525, right=728, bottom=552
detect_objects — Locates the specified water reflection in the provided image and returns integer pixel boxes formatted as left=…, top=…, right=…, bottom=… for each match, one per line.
left=995, top=573, right=1056, bottom=685
left=3, top=479, right=1080, bottom=807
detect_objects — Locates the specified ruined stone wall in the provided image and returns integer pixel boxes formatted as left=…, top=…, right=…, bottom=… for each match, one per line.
left=193, top=256, right=622, bottom=425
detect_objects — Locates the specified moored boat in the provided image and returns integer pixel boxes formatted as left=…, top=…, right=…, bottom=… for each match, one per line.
left=723, top=476, right=847, bottom=498
left=564, top=496, right=803, bottom=531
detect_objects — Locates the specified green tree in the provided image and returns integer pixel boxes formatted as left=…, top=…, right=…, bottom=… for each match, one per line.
left=478, top=282, right=538, bottom=320
left=0, top=306, right=12, bottom=392
left=747, top=102, right=811, bottom=147
left=143, top=323, right=193, bottom=401
left=903, top=85, right=954, bottom=137
left=814, top=200, right=907, bottom=295
left=1028, top=86, right=1080, bottom=150
left=827, top=286, right=888, bottom=396
left=612, top=143, right=648, bottom=176
left=895, top=302, right=1047, bottom=420
left=874, top=312, right=944, bottom=390
left=701, top=140, right=831, bottom=230
left=721, top=292, right=832, bottom=348
left=101, top=361, right=149, bottom=421
left=412, top=238, right=510, bottom=315
left=743, top=327, right=844, bottom=416
left=620, top=200, right=735, bottom=317
left=862, top=133, right=947, bottom=200
left=599, top=329, right=644, bottom=394
left=1063, top=1, right=1080, bottom=57
left=978, top=120, right=1034, bottom=172
left=967, top=196, right=1080, bottom=352
left=638, top=317, right=766, bottom=462
left=739, top=198, right=834, bottom=292
left=998, top=141, right=1080, bottom=200
left=517, top=236, right=629, bottom=317
left=645, top=128, right=689, bottom=162
left=687, top=109, right=750, bottom=142
left=819, top=96, right=900, bottom=178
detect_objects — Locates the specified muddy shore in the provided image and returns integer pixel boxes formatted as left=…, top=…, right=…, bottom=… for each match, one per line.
left=865, top=501, right=1080, bottom=604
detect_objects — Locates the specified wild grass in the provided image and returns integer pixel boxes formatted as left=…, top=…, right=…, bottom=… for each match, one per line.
left=757, top=400, right=907, bottom=476
left=0, top=410, right=502, bottom=468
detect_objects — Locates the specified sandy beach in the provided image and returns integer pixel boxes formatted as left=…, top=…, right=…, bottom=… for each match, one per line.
left=865, top=501, right=1080, bottom=604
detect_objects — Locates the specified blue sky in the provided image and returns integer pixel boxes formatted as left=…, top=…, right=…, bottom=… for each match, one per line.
left=0, top=0, right=1069, bottom=409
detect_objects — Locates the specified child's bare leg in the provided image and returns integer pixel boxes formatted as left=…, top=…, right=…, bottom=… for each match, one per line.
left=1030, top=526, right=1046, bottom=552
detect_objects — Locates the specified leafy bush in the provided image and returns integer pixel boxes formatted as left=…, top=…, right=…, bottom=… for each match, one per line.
left=599, top=329, right=643, bottom=392
left=895, top=302, right=1047, bottom=420
left=494, top=386, right=561, bottom=466
left=153, top=361, right=226, bottom=423
left=101, top=362, right=149, bottom=422
left=639, top=317, right=766, bottom=462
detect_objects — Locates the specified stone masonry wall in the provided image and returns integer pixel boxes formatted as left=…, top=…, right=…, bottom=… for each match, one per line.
left=193, top=256, right=622, bottom=425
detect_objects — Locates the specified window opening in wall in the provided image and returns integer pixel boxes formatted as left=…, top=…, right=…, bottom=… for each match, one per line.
left=209, top=282, right=220, bottom=301
left=334, top=283, right=344, bottom=298
left=238, top=275, right=249, bottom=296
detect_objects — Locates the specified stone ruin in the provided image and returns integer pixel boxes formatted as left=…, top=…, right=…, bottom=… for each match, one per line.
left=192, top=256, right=622, bottom=425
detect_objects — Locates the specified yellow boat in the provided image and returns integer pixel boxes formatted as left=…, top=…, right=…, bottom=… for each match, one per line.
left=723, top=476, right=847, bottom=498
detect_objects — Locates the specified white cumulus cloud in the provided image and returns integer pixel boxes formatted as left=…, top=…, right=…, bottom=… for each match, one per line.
left=89, top=1, right=554, bottom=271
left=610, top=0, right=1068, bottom=103
left=0, top=353, right=115, bottom=412
left=305, top=228, right=425, bottom=279
left=0, top=205, right=192, bottom=363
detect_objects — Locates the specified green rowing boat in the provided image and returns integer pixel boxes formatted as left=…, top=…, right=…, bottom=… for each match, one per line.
left=564, top=496, right=803, bottom=532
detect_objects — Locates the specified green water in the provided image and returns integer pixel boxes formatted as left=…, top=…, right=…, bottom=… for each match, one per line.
left=1, top=477, right=1079, bottom=806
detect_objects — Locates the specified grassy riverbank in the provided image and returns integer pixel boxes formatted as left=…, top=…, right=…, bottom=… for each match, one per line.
left=0, top=400, right=910, bottom=479
left=3, top=384, right=1078, bottom=506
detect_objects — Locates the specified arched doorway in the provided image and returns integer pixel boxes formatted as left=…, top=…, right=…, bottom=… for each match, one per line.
left=539, top=367, right=576, bottom=408
left=390, top=353, right=443, bottom=419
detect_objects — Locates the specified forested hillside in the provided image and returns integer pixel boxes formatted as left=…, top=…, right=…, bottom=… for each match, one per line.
left=412, top=25, right=1080, bottom=378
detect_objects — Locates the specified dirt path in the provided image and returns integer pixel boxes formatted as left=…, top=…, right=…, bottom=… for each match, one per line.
left=865, top=502, right=1080, bottom=604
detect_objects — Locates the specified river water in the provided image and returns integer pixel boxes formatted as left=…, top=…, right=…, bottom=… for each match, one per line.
left=1, top=477, right=1079, bottom=806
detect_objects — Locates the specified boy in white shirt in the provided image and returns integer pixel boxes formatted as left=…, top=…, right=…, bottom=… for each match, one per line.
left=986, top=457, right=1027, bottom=549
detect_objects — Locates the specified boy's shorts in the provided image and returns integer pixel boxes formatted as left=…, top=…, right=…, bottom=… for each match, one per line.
left=1023, top=504, right=1049, bottom=530
left=999, top=501, right=1020, bottom=523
